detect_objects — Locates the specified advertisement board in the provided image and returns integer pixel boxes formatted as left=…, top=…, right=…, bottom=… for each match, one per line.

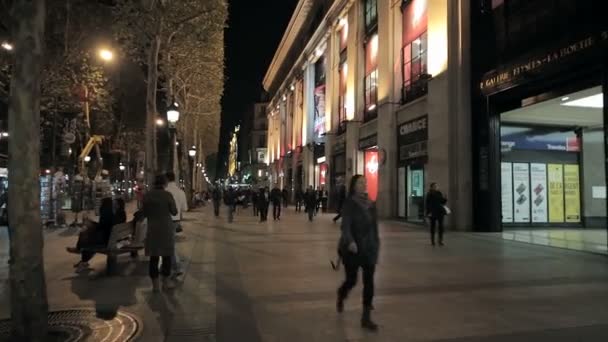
left=501, top=162, right=514, bottom=223
left=548, top=164, right=564, bottom=223
left=564, top=164, right=581, bottom=223
left=512, top=163, right=530, bottom=223
left=364, top=150, right=379, bottom=201
left=530, top=163, right=548, bottom=223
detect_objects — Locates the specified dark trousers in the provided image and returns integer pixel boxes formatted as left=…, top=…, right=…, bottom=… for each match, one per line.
left=213, top=201, right=220, bottom=217
left=295, top=200, right=302, bottom=212
left=253, top=203, right=258, bottom=216
left=259, top=204, right=268, bottom=221
left=307, top=208, right=314, bottom=221
left=273, top=203, right=281, bottom=220
left=333, top=212, right=342, bottom=222
left=430, top=216, right=444, bottom=243
left=149, top=255, right=172, bottom=279
left=338, top=255, right=376, bottom=308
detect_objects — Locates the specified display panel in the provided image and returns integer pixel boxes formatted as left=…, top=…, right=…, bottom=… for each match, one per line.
left=548, top=164, right=565, bottom=223
left=564, top=164, right=581, bottom=223
left=530, top=163, right=548, bottom=223
left=513, top=163, right=530, bottom=223
left=501, top=162, right=514, bottom=223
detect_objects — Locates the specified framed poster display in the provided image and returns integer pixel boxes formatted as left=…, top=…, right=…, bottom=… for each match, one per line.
left=501, top=162, right=514, bottom=223
left=563, top=164, right=581, bottom=223
left=548, top=164, right=564, bottom=223
left=530, top=163, right=548, bottom=223
left=512, top=163, right=530, bottom=223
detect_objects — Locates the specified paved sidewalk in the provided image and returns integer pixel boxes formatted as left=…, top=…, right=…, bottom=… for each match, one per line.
left=2, top=204, right=608, bottom=341
left=1, top=205, right=217, bottom=341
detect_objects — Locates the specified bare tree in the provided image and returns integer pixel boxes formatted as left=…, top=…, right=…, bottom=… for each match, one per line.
left=8, top=0, right=49, bottom=340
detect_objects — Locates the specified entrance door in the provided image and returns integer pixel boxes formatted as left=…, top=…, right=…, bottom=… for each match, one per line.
left=407, top=165, right=425, bottom=222
left=497, top=84, right=607, bottom=254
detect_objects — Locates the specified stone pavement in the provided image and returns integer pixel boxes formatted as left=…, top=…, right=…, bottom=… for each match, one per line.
left=2, top=204, right=608, bottom=341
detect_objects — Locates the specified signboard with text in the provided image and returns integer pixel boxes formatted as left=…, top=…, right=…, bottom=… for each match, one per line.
left=398, top=115, right=428, bottom=163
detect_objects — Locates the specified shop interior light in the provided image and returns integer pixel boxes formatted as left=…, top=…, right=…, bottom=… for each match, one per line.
left=367, top=104, right=377, bottom=111
left=1, top=42, right=13, bottom=51
left=561, top=93, right=603, bottom=109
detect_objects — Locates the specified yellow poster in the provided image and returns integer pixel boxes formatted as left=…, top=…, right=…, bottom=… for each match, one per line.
left=547, top=164, right=564, bottom=223
left=564, top=164, right=581, bottom=223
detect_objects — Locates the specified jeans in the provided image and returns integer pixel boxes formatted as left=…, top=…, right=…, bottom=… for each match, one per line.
left=149, top=256, right=172, bottom=279
left=273, top=203, right=281, bottom=220
left=430, top=216, right=445, bottom=243
left=338, top=254, right=376, bottom=308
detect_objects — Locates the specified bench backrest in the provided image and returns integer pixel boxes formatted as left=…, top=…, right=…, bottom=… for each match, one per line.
left=106, top=222, right=133, bottom=249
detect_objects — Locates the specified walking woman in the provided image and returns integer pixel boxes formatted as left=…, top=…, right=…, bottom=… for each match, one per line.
left=143, top=175, right=178, bottom=292
left=425, top=182, right=448, bottom=246
left=336, top=175, right=380, bottom=331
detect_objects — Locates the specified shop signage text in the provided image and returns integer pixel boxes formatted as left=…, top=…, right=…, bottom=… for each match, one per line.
left=481, top=31, right=608, bottom=94
left=398, top=115, right=428, bottom=162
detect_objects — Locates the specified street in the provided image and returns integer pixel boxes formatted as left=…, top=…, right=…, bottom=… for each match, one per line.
left=2, top=206, right=608, bottom=341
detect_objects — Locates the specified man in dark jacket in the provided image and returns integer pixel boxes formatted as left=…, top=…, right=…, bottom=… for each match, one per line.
left=270, top=186, right=282, bottom=220
left=425, top=182, right=448, bottom=246
left=332, top=184, right=347, bottom=222
left=257, top=188, right=270, bottom=222
left=251, top=189, right=259, bottom=216
left=224, top=187, right=236, bottom=223
left=212, top=187, right=221, bottom=217
left=295, top=189, right=303, bottom=212
left=304, top=186, right=317, bottom=222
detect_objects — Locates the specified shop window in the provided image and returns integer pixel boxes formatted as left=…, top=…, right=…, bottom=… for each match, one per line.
left=402, top=0, right=428, bottom=103
left=364, top=0, right=377, bottom=33
left=364, top=34, right=378, bottom=122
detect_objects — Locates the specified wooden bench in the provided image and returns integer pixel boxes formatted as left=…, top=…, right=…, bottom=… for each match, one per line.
left=67, top=222, right=143, bottom=275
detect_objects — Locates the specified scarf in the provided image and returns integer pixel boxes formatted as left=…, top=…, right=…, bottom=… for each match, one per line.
left=351, top=192, right=373, bottom=222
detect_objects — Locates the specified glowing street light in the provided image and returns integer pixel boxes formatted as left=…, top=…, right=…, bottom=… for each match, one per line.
left=1, top=42, right=13, bottom=51
left=98, top=48, right=113, bottom=62
left=188, top=146, right=197, bottom=157
left=156, top=118, right=165, bottom=127
left=119, top=163, right=126, bottom=171
left=84, top=156, right=91, bottom=163
left=167, top=100, right=180, bottom=126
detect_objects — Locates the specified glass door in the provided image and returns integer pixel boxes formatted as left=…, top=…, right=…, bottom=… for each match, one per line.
left=407, top=165, right=425, bottom=222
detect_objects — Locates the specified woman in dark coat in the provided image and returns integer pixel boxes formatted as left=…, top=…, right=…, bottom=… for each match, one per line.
left=143, top=175, right=178, bottom=292
left=71, top=197, right=116, bottom=272
left=425, top=182, right=448, bottom=246
left=336, top=175, right=380, bottom=331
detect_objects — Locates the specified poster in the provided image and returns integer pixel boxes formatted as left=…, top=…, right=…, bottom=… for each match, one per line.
left=512, top=163, right=530, bottom=223
left=530, top=163, right=548, bottom=223
left=501, top=162, right=513, bottom=223
left=564, top=164, right=581, bottom=223
left=548, top=164, right=564, bottom=223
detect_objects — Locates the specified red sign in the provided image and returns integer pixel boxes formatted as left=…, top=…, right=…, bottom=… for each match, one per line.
left=364, top=150, right=378, bottom=201
left=319, top=163, right=327, bottom=186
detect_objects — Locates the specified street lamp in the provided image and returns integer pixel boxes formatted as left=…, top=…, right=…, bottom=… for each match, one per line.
left=98, top=48, right=113, bottom=62
left=119, top=163, right=126, bottom=171
left=167, top=100, right=180, bottom=127
left=156, top=118, right=165, bottom=127
left=188, top=146, right=197, bottom=158
left=84, top=156, right=91, bottom=163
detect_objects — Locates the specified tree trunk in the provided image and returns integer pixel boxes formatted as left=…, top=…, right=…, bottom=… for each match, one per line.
left=8, top=0, right=49, bottom=340
left=145, top=23, right=162, bottom=186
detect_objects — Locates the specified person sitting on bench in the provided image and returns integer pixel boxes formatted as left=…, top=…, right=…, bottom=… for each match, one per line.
left=70, top=197, right=125, bottom=272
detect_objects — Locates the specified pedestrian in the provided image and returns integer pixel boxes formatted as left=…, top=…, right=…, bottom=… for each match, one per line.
left=333, top=184, right=347, bottom=222
left=336, top=175, right=380, bottom=331
left=257, top=187, right=269, bottom=222
left=282, top=188, right=289, bottom=208
left=212, top=186, right=221, bottom=217
left=143, top=175, right=178, bottom=292
left=304, top=186, right=317, bottom=222
left=251, top=189, right=259, bottom=216
left=425, top=182, right=448, bottom=246
left=224, top=187, right=236, bottom=223
left=270, top=185, right=282, bottom=220
left=165, top=171, right=188, bottom=277
left=70, top=197, right=119, bottom=273
left=316, top=188, right=323, bottom=214
left=321, top=188, right=329, bottom=212
left=295, top=188, right=303, bottom=212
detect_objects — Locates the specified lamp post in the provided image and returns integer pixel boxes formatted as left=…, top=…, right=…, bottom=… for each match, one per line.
left=167, top=99, right=180, bottom=175
left=188, top=145, right=197, bottom=194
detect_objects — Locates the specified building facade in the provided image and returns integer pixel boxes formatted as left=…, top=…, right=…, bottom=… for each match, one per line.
left=471, top=0, right=608, bottom=252
left=263, top=0, right=472, bottom=227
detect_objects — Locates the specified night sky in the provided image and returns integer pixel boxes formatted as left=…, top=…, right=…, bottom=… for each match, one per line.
left=218, top=0, right=298, bottom=174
